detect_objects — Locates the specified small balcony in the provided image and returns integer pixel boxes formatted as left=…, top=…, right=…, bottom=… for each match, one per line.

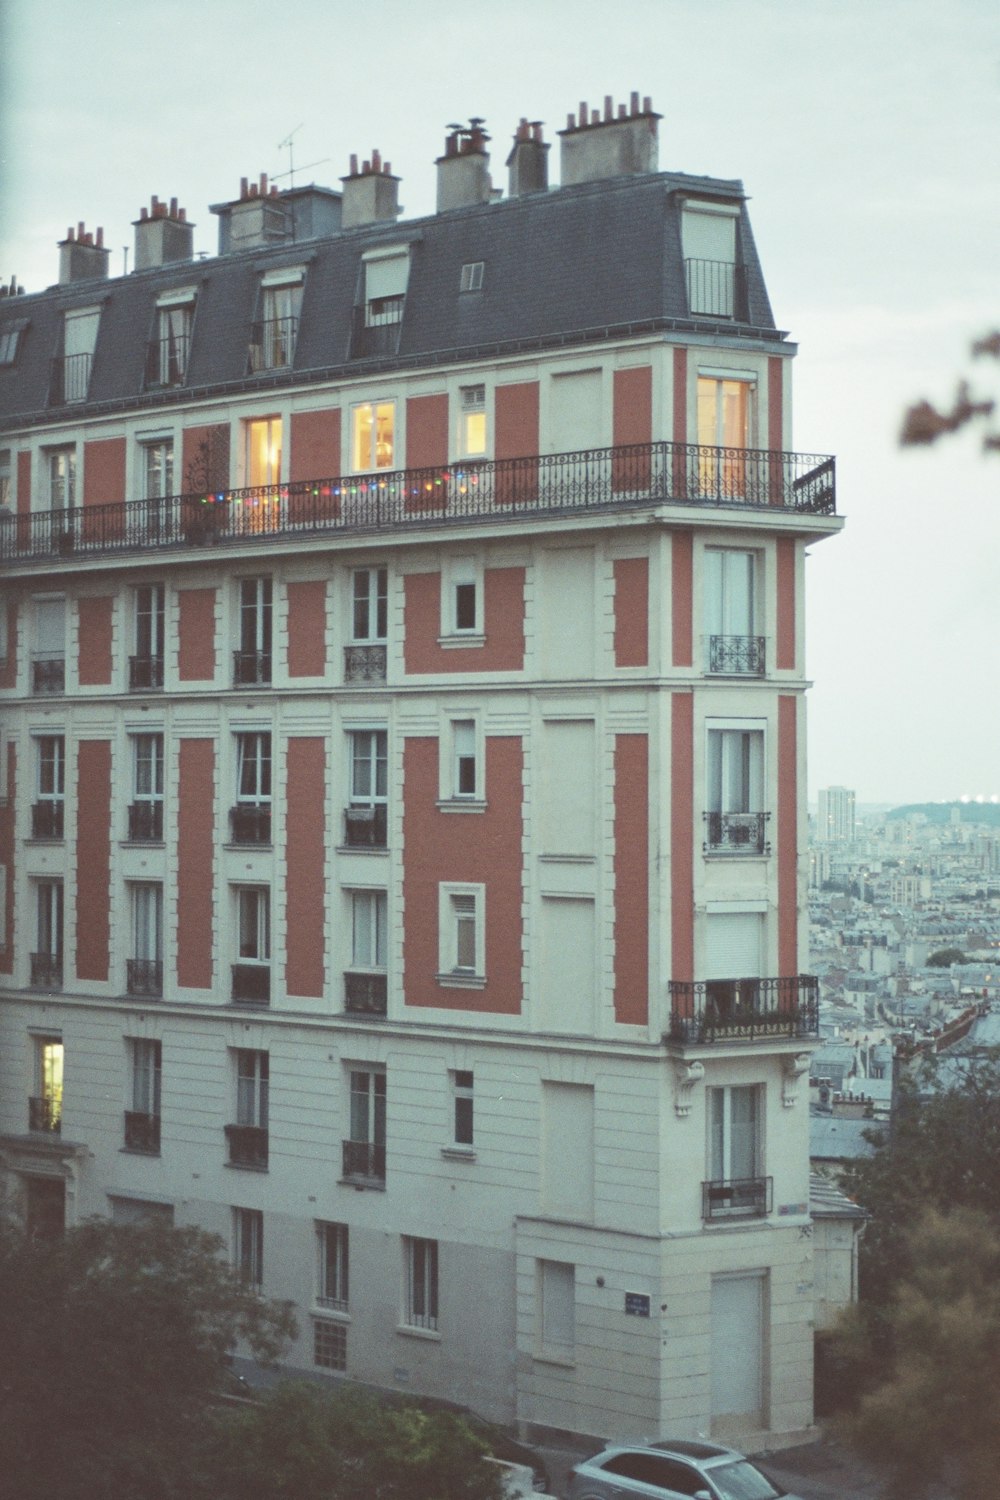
left=126, top=958, right=163, bottom=998
left=231, top=963, right=270, bottom=1006
left=248, top=317, right=298, bottom=373
left=684, top=258, right=749, bottom=321
left=229, top=804, right=272, bottom=846
left=342, top=1139, right=385, bottom=1185
left=144, top=332, right=190, bottom=389
left=30, top=953, right=63, bottom=990
left=343, top=804, right=387, bottom=849
left=344, top=971, right=388, bottom=1017
left=667, top=975, right=820, bottom=1045
left=703, top=811, right=770, bottom=856
left=344, top=643, right=387, bottom=684
left=31, top=801, right=64, bottom=840
left=233, top=650, right=271, bottom=687
left=349, top=298, right=404, bottom=359
left=129, top=654, right=164, bottom=691
left=49, top=352, right=92, bottom=405
left=708, top=635, right=765, bottom=676
left=29, top=1095, right=61, bottom=1134
left=123, top=1110, right=161, bottom=1153
left=702, top=1176, right=772, bottom=1222
left=32, top=656, right=65, bottom=695
left=225, top=1123, right=269, bottom=1169
left=127, top=801, right=163, bottom=842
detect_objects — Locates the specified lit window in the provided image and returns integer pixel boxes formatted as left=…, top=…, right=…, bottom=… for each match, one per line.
left=246, top=418, right=282, bottom=488
left=460, top=262, right=484, bottom=293
left=696, top=376, right=753, bottom=498
left=403, top=1236, right=439, bottom=1330
left=31, top=1035, right=63, bottom=1134
left=351, top=402, right=395, bottom=472
left=459, top=385, right=487, bottom=456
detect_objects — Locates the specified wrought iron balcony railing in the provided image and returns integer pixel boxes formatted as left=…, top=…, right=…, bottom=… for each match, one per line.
left=0, top=441, right=835, bottom=569
left=127, top=801, right=164, bottom=842
left=144, top=332, right=191, bottom=389
left=350, top=297, right=405, bottom=359
left=129, top=654, right=164, bottom=690
left=233, top=650, right=272, bottom=687
left=49, top=352, right=92, bottom=405
left=344, top=971, right=388, bottom=1016
left=703, top=810, right=771, bottom=855
left=344, top=804, right=387, bottom=849
left=126, top=958, right=163, bottom=998
left=684, top=257, right=749, bottom=320
left=124, top=1110, right=161, bottom=1153
left=225, top=1123, right=269, bottom=1169
left=702, top=1176, right=773, bottom=1221
left=30, top=952, right=63, bottom=990
left=342, top=1139, right=386, bottom=1184
left=231, top=963, right=270, bottom=1005
left=229, top=804, right=272, bottom=846
left=32, top=656, right=65, bottom=694
left=344, top=643, right=387, bottom=684
left=667, top=974, right=820, bottom=1044
left=708, top=634, right=765, bottom=676
left=29, top=1095, right=62, bottom=1133
left=248, top=317, right=299, bottom=372
left=31, top=801, right=64, bottom=840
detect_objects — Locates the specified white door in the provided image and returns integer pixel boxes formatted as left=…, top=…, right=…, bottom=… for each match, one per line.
left=711, top=1272, right=765, bottom=1433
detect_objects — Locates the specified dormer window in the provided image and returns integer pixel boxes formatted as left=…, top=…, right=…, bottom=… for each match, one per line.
left=680, top=200, right=743, bottom=319
left=0, top=318, right=28, bottom=366
left=460, top=261, right=484, bottom=293
left=249, top=267, right=304, bottom=372
left=51, top=306, right=100, bottom=404
left=351, top=247, right=409, bottom=358
left=146, top=287, right=195, bottom=388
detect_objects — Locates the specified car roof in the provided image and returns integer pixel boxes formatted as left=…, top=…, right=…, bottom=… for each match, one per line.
left=649, top=1440, right=737, bottom=1461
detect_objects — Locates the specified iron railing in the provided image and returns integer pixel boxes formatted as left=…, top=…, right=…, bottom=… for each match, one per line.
left=342, top=1139, right=386, bottom=1183
left=126, top=958, right=163, bottom=998
left=703, top=811, right=770, bottom=855
left=30, top=952, right=63, bottom=990
left=233, top=650, right=272, bottom=687
left=0, top=441, right=836, bottom=569
left=124, top=1110, right=161, bottom=1153
left=708, top=634, right=765, bottom=675
left=350, top=298, right=405, bottom=358
left=248, top=317, right=299, bottom=372
left=229, top=804, right=272, bottom=845
left=702, top=1176, right=772, bottom=1221
left=225, top=1123, right=269, bottom=1169
left=49, top=352, right=92, bottom=405
left=344, top=643, right=387, bottom=684
left=29, top=1095, right=61, bottom=1133
left=144, top=332, right=190, bottom=388
left=344, top=971, right=388, bottom=1016
left=31, top=801, right=64, bottom=840
left=231, top=963, right=270, bottom=1005
left=127, top=801, right=163, bottom=842
left=129, top=654, right=164, bottom=690
left=684, top=258, right=749, bottom=320
left=32, top=657, right=65, bottom=694
left=344, top=804, right=388, bottom=849
left=667, top=974, right=820, bottom=1044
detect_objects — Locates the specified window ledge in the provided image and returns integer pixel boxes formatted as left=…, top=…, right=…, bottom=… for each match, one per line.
left=701, top=1216, right=771, bottom=1232
left=24, top=837, right=65, bottom=846
left=224, top=1161, right=269, bottom=1173
left=119, top=840, right=166, bottom=850
left=538, top=853, right=595, bottom=864
left=335, top=844, right=389, bottom=857
left=313, top=1304, right=351, bottom=1321
left=440, top=1145, right=476, bottom=1161
left=396, top=1323, right=442, bottom=1343
left=435, top=799, right=487, bottom=814
left=437, top=633, right=485, bottom=650
left=337, top=1176, right=386, bottom=1192
left=118, top=1146, right=161, bottom=1158
left=436, top=972, right=487, bottom=990
left=223, top=843, right=274, bottom=853
left=533, top=1351, right=575, bottom=1369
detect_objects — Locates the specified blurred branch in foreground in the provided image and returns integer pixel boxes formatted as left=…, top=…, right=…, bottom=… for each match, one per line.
left=901, top=330, right=1000, bottom=451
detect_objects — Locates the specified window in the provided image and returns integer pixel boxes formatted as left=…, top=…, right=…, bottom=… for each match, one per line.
left=344, top=1069, right=386, bottom=1182
left=235, top=577, right=272, bottom=686
left=439, top=886, right=483, bottom=981
left=705, top=549, right=762, bottom=675
left=403, top=1236, right=438, bottom=1331
left=697, top=376, right=753, bottom=498
left=30, top=1036, right=63, bottom=1133
left=246, top=417, right=282, bottom=489
left=681, top=200, right=741, bottom=317
left=129, top=732, right=164, bottom=842
left=0, top=319, right=27, bottom=366
left=313, top=1319, right=347, bottom=1371
left=352, top=567, right=388, bottom=643
left=363, top=249, right=409, bottom=326
left=706, top=724, right=766, bottom=854
left=232, top=887, right=271, bottom=1004
left=460, top=261, right=484, bottom=293
left=705, top=1085, right=768, bottom=1219
left=32, top=596, right=66, bottom=694
left=0, top=447, right=11, bottom=508
left=538, top=1260, right=574, bottom=1358
left=451, top=720, right=478, bottom=799
left=249, top=272, right=303, bottom=371
left=227, top=1048, right=269, bottom=1168
left=131, top=583, right=165, bottom=690
left=459, top=385, right=486, bottom=456
left=452, top=1070, right=474, bottom=1147
left=351, top=402, right=395, bottom=472
left=233, top=1207, right=263, bottom=1289
left=48, top=449, right=76, bottom=510
left=31, top=881, right=63, bottom=989
left=125, top=1039, right=161, bottom=1152
left=59, top=306, right=100, bottom=402
left=445, top=558, right=480, bottom=636
left=232, top=732, right=272, bottom=844
left=345, top=729, right=388, bottom=847
left=32, top=735, right=65, bottom=839
left=128, top=883, right=163, bottom=996
left=351, top=890, right=387, bottom=969
left=147, top=296, right=192, bottom=387
left=317, top=1222, right=349, bottom=1310
left=140, top=444, right=174, bottom=541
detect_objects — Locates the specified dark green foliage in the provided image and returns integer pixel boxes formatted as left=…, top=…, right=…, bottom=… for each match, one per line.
left=926, top=947, right=967, bottom=966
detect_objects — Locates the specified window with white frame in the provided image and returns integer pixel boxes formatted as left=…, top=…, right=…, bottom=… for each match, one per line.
left=351, top=567, right=388, bottom=643
left=459, top=385, right=486, bottom=457
left=362, top=249, right=409, bottom=327
left=681, top=201, right=740, bottom=317
left=235, top=887, right=270, bottom=963
left=235, top=1048, right=269, bottom=1129
left=317, top=1222, right=349, bottom=1310
left=452, top=1070, right=474, bottom=1147
left=245, top=417, right=282, bottom=489
left=236, top=732, right=272, bottom=804
left=132, top=583, right=165, bottom=690
left=439, top=884, right=484, bottom=981
left=129, top=732, right=164, bottom=842
left=351, top=402, right=395, bottom=472
left=254, top=271, right=303, bottom=371
left=459, top=261, right=484, bottom=293
left=706, top=725, right=764, bottom=816
left=349, top=730, right=387, bottom=807
left=127, top=883, right=163, bottom=996
left=696, top=375, right=754, bottom=499
left=450, top=720, right=478, bottom=799
left=33, top=735, right=65, bottom=839
left=0, top=322, right=27, bottom=367
left=33, top=1035, right=63, bottom=1132
left=704, top=549, right=761, bottom=675
left=149, top=292, right=194, bottom=386
left=351, top=890, right=387, bottom=969
left=235, top=577, right=272, bottom=685
left=403, top=1236, right=439, bottom=1331
left=345, top=1068, right=386, bottom=1182
left=0, top=446, right=11, bottom=508
left=33, top=596, right=66, bottom=693
left=143, top=439, right=174, bottom=500
left=450, top=560, right=479, bottom=634
left=35, top=880, right=64, bottom=960
left=60, top=307, right=100, bottom=402
left=47, top=449, right=76, bottom=510
left=538, top=1259, right=575, bottom=1358
left=708, top=1085, right=761, bottom=1184
left=130, top=1038, right=161, bottom=1119
left=233, top=1207, right=263, bottom=1289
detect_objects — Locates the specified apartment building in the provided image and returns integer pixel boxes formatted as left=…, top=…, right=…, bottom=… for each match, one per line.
left=0, top=95, right=841, bottom=1447
left=816, top=785, right=856, bottom=845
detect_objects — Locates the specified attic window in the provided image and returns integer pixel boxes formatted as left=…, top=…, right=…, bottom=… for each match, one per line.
left=680, top=200, right=742, bottom=319
left=0, top=319, right=28, bottom=365
left=460, top=262, right=484, bottom=293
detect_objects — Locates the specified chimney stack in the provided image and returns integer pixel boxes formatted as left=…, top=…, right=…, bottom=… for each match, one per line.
left=558, top=92, right=660, bottom=186
left=133, top=195, right=195, bottom=271
left=436, top=119, right=492, bottom=212
left=211, top=173, right=290, bottom=254
left=58, top=223, right=110, bottom=285
left=340, top=150, right=401, bottom=228
left=506, top=119, right=549, bottom=197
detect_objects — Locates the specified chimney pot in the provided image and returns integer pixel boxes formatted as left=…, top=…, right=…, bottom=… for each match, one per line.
left=618, top=103, right=627, bottom=119
left=139, top=206, right=148, bottom=222
left=78, top=221, right=85, bottom=239
left=240, top=176, right=249, bottom=199
left=179, top=207, right=186, bottom=222
left=642, top=94, right=652, bottom=112
left=169, top=196, right=178, bottom=217
left=383, top=160, right=391, bottom=175
left=579, top=100, right=588, bottom=126
left=259, top=172, right=268, bottom=196
left=372, top=148, right=381, bottom=172
left=604, top=94, right=613, bottom=120
left=567, top=112, right=575, bottom=130
left=96, top=227, right=104, bottom=247
left=630, top=90, right=639, bottom=114
left=349, top=153, right=358, bottom=175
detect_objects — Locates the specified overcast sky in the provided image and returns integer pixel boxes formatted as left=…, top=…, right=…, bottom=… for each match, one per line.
left=1, top=0, right=998, bottom=806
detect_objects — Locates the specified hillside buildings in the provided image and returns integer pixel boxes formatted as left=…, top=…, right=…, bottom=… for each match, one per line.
left=0, top=96, right=840, bottom=1446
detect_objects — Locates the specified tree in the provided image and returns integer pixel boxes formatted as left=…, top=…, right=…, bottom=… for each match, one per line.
left=0, top=1215, right=297, bottom=1500
left=901, top=330, right=1000, bottom=451
left=926, top=946, right=966, bottom=966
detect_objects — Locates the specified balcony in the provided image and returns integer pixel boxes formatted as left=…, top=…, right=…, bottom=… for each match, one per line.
left=129, top=654, right=164, bottom=691
left=0, top=441, right=836, bottom=569
left=144, top=332, right=190, bottom=389
left=229, top=804, right=271, bottom=846
left=344, top=971, right=388, bottom=1017
left=30, top=953, right=63, bottom=990
left=127, top=801, right=163, bottom=842
left=667, top=975, right=820, bottom=1045
left=350, top=297, right=404, bottom=359
left=248, top=317, right=299, bottom=372
left=29, top=1095, right=61, bottom=1133
left=31, top=801, right=64, bottom=840
left=231, top=963, right=270, bottom=1006
left=702, top=1176, right=772, bottom=1222
left=32, top=656, right=65, bottom=694
left=123, top=1110, right=161, bottom=1153
left=342, top=1139, right=385, bottom=1185
left=233, top=650, right=271, bottom=687
left=49, top=352, right=92, bottom=405
left=126, top=959, right=163, bottom=998
left=684, top=257, right=749, bottom=320
left=344, top=643, right=387, bottom=684
left=225, top=1123, right=269, bottom=1169
left=343, top=804, right=387, bottom=849
left=703, top=811, right=770, bottom=856
left=708, top=635, right=765, bottom=676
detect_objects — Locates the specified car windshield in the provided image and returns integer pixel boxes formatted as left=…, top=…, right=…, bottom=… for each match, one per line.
left=708, top=1459, right=784, bottom=1500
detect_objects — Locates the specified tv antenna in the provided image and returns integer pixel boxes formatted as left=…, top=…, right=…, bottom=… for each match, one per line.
left=274, top=125, right=330, bottom=189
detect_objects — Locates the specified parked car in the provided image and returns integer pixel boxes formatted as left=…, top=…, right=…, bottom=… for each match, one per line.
left=568, top=1440, right=806, bottom=1500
